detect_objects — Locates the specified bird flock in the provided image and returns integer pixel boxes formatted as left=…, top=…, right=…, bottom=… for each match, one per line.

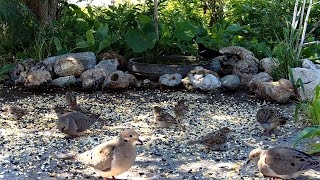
left=1, top=91, right=320, bottom=180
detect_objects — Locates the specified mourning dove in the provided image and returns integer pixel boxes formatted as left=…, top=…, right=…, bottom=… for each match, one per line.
left=1, top=105, right=27, bottom=120
left=153, top=106, right=185, bottom=129
left=256, top=107, right=289, bottom=134
left=187, top=127, right=231, bottom=150
left=58, top=129, right=143, bottom=180
left=174, top=100, right=188, bottom=120
left=247, top=147, right=320, bottom=179
left=54, top=106, right=98, bottom=136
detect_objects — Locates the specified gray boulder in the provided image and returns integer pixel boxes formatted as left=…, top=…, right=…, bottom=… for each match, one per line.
left=219, top=46, right=259, bottom=84
left=248, top=72, right=273, bottom=92
left=103, top=71, right=137, bottom=89
left=94, top=59, right=119, bottom=75
left=182, top=66, right=221, bottom=91
left=260, top=57, right=276, bottom=74
left=51, top=76, right=77, bottom=87
left=53, top=57, right=85, bottom=77
left=42, top=52, right=96, bottom=71
left=255, top=79, right=294, bottom=103
left=220, top=75, right=241, bottom=90
left=159, top=73, right=182, bottom=87
left=302, top=59, right=317, bottom=70
left=291, top=67, right=320, bottom=100
left=24, top=70, right=52, bottom=89
left=80, top=68, right=108, bottom=90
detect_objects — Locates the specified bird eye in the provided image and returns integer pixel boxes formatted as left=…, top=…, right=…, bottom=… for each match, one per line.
left=129, top=135, right=133, bottom=137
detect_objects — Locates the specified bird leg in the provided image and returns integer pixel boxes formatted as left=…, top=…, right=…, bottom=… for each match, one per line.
left=112, top=176, right=116, bottom=180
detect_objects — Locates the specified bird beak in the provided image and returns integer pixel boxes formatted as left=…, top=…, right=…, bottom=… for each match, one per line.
left=137, top=139, right=143, bottom=145
left=246, top=159, right=250, bottom=165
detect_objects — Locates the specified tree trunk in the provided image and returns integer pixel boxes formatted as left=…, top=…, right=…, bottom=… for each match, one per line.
left=23, top=0, right=59, bottom=24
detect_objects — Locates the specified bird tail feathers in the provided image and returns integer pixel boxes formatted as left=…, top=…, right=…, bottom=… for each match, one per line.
left=187, top=140, right=201, bottom=145
left=56, top=152, right=78, bottom=160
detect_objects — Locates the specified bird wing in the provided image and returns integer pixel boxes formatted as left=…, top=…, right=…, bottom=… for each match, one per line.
left=159, top=112, right=177, bottom=124
left=202, top=131, right=226, bottom=145
left=71, top=112, right=96, bottom=132
left=77, top=140, right=119, bottom=171
left=264, top=147, right=319, bottom=175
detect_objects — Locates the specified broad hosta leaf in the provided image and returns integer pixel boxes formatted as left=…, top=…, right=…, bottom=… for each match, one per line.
left=76, top=40, right=89, bottom=48
left=174, top=20, right=198, bottom=41
left=97, top=24, right=109, bottom=40
left=97, top=38, right=111, bottom=54
left=86, top=30, right=95, bottom=46
left=125, top=29, right=158, bottom=53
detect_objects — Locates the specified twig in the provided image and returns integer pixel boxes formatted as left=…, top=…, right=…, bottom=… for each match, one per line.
left=298, top=0, right=313, bottom=58
left=303, top=41, right=320, bottom=46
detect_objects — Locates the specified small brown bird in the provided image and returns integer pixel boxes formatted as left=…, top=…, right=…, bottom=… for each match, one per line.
left=153, top=106, right=185, bottom=129
left=54, top=106, right=98, bottom=136
left=256, top=107, right=289, bottom=134
left=1, top=105, right=27, bottom=120
left=187, top=127, right=231, bottom=150
left=174, top=100, right=188, bottom=120
left=58, top=129, right=143, bottom=180
left=65, top=91, right=79, bottom=111
left=64, top=91, right=100, bottom=119
left=247, top=147, right=320, bottom=179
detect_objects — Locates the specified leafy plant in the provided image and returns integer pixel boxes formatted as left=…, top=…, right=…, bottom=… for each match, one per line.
left=293, top=126, right=320, bottom=154
left=0, top=63, right=14, bottom=82
left=271, top=22, right=302, bottom=80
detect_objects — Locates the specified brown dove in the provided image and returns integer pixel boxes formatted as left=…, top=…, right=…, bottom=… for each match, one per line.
left=153, top=106, right=185, bottom=129
left=58, top=129, right=143, bottom=180
left=256, top=106, right=289, bottom=134
left=247, top=147, right=320, bottom=179
left=1, top=105, right=27, bottom=120
left=187, top=127, right=231, bottom=150
left=54, top=105, right=98, bottom=136
left=174, top=100, right=188, bottom=120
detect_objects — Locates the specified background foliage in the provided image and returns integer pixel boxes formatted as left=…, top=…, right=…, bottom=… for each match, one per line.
left=0, top=0, right=319, bottom=69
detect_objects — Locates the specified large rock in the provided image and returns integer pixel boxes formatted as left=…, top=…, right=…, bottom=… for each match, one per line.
left=255, top=79, right=294, bottom=103
left=182, top=66, right=221, bottom=91
left=103, top=71, right=137, bottom=89
left=80, top=68, right=108, bottom=90
left=248, top=72, right=273, bottom=92
left=94, top=59, right=118, bottom=75
left=220, top=75, right=241, bottom=90
left=219, top=46, right=259, bottom=84
left=159, top=73, right=182, bottom=87
left=51, top=76, right=77, bottom=87
left=207, top=59, right=221, bottom=73
left=302, top=59, right=317, bottom=70
left=38, top=52, right=96, bottom=73
left=291, top=67, right=320, bottom=100
left=97, top=51, right=127, bottom=69
left=53, top=57, right=85, bottom=77
left=260, top=57, right=276, bottom=74
left=24, top=70, right=52, bottom=89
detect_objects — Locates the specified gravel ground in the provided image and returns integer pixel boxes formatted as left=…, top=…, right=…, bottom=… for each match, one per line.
left=0, top=85, right=320, bottom=180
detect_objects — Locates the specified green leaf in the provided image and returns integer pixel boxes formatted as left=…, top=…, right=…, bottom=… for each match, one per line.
left=53, top=37, right=63, bottom=52
left=97, top=38, right=111, bottom=54
left=125, top=29, right=158, bottom=53
left=86, top=30, right=95, bottom=46
left=97, top=24, right=109, bottom=40
left=293, top=126, right=320, bottom=147
left=76, top=40, right=89, bottom=48
left=0, top=64, right=14, bottom=75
